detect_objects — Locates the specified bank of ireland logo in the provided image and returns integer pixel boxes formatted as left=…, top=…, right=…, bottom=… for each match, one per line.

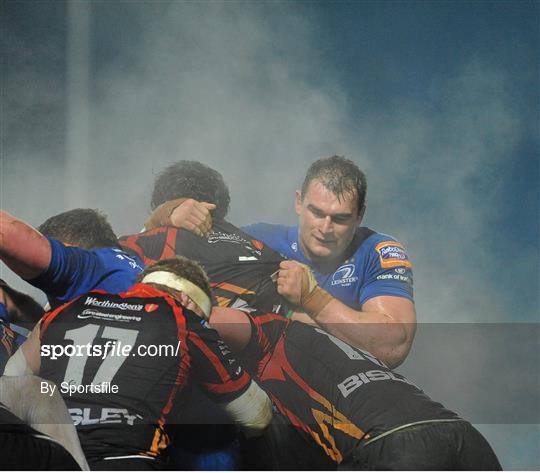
left=331, top=264, right=358, bottom=286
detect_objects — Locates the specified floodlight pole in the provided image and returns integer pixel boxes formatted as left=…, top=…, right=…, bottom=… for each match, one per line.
left=65, top=1, right=91, bottom=207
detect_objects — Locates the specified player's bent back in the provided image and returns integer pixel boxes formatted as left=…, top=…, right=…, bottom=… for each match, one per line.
left=38, top=284, right=269, bottom=469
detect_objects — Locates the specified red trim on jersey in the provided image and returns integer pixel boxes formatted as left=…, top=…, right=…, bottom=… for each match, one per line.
left=119, top=227, right=171, bottom=266
left=253, top=312, right=287, bottom=325
left=160, top=228, right=178, bottom=260
left=256, top=325, right=362, bottom=462
left=146, top=297, right=190, bottom=456
left=118, top=283, right=170, bottom=300
left=202, top=371, right=250, bottom=394
left=267, top=335, right=323, bottom=402
left=271, top=393, right=310, bottom=432
left=119, top=233, right=155, bottom=265
left=270, top=392, right=341, bottom=463
left=161, top=300, right=190, bottom=417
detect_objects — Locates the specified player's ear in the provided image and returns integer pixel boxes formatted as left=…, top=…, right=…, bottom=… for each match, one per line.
left=295, top=190, right=303, bottom=216
left=357, top=204, right=366, bottom=223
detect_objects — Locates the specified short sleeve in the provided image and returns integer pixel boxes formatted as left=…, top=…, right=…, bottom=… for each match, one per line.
left=27, top=238, right=142, bottom=303
left=186, top=315, right=251, bottom=403
left=359, top=239, right=414, bottom=306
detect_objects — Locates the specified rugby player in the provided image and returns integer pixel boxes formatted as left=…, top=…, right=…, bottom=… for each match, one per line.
left=146, top=158, right=415, bottom=368
left=0, top=375, right=89, bottom=470
left=0, top=209, right=144, bottom=309
left=210, top=305, right=502, bottom=470
left=5, top=256, right=272, bottom=470
left=120, top=161, right=286, bottom=315
left=118, top=161, right=288, bottom=469
left=246, top=156, right=416, bottom=368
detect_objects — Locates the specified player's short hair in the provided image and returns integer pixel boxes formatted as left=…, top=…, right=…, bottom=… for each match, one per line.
left=38, top=208, right=119, bottom=249
left=151, top=161, right=230, bottom=221
left=301, top=155, right=367, bottom=214
left=137, top=256, right=213, bottom=302
left=0, top=279, right=44, bottom=330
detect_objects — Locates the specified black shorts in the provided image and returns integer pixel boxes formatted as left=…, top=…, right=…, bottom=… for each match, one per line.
left=0, top=406, right=80, bottom=471
left=0, top=432, right=81, bottom=470
left=339, top=420, right=502, bottom=471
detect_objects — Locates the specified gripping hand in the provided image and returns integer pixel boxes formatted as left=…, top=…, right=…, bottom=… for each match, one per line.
left=277, top=260, right=333, bottom=318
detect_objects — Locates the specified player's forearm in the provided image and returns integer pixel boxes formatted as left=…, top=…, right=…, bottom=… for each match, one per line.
left=222, top=380, right=273, bottom=437
left=0, top=211, right=51, bottom=279
left=209, top=307, right=252, bottom=351
left=311, top=298, right=415, bottom=368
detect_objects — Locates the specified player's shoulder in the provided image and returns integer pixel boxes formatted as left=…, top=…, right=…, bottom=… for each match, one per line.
left=92, top=246, right=144, bottom=272
left=88, top=283, right=180, bottom=323
left=48, top=237, right=142, bottom=270
left=351, top=228, right=411, bottom=268
left=350, top=228, right=405, bottom=252
left=243, top=222, right=296, bottom=248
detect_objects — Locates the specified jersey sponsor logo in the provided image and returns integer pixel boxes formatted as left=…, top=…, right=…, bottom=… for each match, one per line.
left=208, top=231, right=250, bottom=246
left=375, top=241, right=412, bottom=269
left=78, top=308, right=142, bottom=323
left=376, top=271, right=411, bottom=283
left=338, top=370, right=414, bottom=398
left=69, top=407, right=142, bottom=426
left=331, top=263, right=359, bottom=287
left=85, top=296, right=143, bottom=311
left=207, top=231, right=263, bottom=255
left=144, top=304, right=159, bottom=313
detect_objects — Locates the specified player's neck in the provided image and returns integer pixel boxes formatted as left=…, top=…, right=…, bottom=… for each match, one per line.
left=300, top=244, right=343, bottom=274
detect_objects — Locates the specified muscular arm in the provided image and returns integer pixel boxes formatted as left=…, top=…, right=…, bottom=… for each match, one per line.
left=209, top=306, right=253, bottom=351
left=189, top=311, right=270, bottom=436
left=309, top=295, right=416, bottom=368
left=0, top=211, right=51, bottom=280
left=144, top=198, right=216, bottom=235
left=278, top=260, right=416, bottom=368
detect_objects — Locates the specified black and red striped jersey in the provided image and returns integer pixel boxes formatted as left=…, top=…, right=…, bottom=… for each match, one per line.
left=119, top=220, right=288, bottom=315
left=241, top=313, right=460, bottom=465
left=38, top=283, right=250, bottom=464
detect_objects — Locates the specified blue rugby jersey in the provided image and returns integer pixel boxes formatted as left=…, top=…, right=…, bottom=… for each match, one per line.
left=243, top=223, right=413, bottom=309
left=27, top=237, right=144, bottom=308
